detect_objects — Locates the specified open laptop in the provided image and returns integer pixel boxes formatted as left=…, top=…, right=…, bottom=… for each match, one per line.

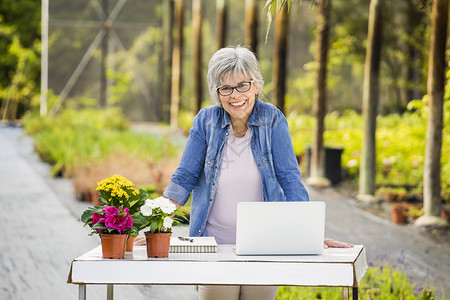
left=235, top=201, right=325, bottom=255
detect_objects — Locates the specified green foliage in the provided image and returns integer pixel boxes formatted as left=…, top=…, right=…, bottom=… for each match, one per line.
left=22, top=108, right=179, bottom=177
left=288, top=101, right=450, bottom=198
left=139, top=197, right=187, bottom=233
left=0, top=0, right=41, bottom=119
left=276, top=264, right=439, bottom=300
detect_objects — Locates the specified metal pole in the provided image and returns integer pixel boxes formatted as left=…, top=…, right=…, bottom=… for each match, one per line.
left=79, top=284, right=86, bottom=300
left=107, top=284, right=114, bottom=300
left=343, top=287, right=349, bottom=300
left=40, top=0, right=49, bottom=116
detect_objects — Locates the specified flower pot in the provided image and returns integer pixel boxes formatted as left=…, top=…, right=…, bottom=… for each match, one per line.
left=441, top=205, right=450, bottom=221
left=101, top=234, right=127, bottom=259
left=390, top=203, right=409, bottom=224
left=126, top=235, right=136, bottom=252
left=145, top=232, right=172, bottom=258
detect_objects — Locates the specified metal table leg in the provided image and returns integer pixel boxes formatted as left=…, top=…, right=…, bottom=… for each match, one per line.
left=79, top=284, right=86, bottom=300
left=343, top=287, right=349, bottom=300
left=353, top=287, right=359, bottom=300
left=107, top=284, right=114, bottom=300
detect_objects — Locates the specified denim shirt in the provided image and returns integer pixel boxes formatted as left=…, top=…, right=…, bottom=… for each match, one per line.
left=164, top=100, right=309, bottom=237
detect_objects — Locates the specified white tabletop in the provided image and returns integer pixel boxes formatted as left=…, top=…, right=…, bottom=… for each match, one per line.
left=68, top=245, right=367, bottom=287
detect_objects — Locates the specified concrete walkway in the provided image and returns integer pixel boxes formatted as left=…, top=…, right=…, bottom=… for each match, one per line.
left=0, top=124, right=449, bottom=299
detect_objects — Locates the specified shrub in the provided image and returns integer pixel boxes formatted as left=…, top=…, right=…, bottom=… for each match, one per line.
left=275, top=264, right=440, bottom=300
left=22, top=108, right=180, bottom=177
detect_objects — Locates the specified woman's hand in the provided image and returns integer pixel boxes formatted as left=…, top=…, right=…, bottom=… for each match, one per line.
left=134, top=235, right=146, bottom=246
left=169, top=198, right=181, bottom=209
left=324, top=237, right=354, bottom=249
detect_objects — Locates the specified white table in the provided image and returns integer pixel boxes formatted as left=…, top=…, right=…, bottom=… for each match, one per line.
left=68, top=244, right=367, bottom=300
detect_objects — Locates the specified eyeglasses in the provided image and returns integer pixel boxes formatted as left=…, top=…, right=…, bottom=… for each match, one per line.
left=216, top=80, right=254, bottom=96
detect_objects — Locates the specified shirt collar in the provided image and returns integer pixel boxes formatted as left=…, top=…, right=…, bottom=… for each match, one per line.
left=220, top=100, right=262, bottom=129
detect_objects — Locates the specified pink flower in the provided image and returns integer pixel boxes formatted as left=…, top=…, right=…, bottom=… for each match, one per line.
left=92, top=213, right=105, bottom=225
left=103, top=206, right=133, bottom=234
left=102, top=206, right=119, bottom=217
left=91, top=213, right=105, bottom=233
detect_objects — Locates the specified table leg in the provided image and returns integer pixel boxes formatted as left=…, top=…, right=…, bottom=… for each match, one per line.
left=352, top=287, right=358, bottom=300
left=79, top=284, right=86, bottom=300
left=343, top=287, right=349, bottom=300
left=107, top=284, right=114, bottom=300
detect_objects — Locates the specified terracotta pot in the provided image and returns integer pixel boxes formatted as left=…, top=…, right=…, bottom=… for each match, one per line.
left=126, top=235, right=136, bottom=252
left=101, top=234, right=127, bottom=259
left=391, top=203, right=409, bottom=224
left=145, top=232, right=172, bottom=258
left=441, top=207, right=450, bottom=221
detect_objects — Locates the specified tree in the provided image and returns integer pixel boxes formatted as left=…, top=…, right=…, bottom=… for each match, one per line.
left=193, top=0, right=203, bottom=113
left=216, top=0, right=228, bottom=49
left=245, top=0, right=259, bottom=55
left=357, top=0, right=384, bottom=201
left=307, top=0, right=332, bottom=187
left=162, top=0, right=174, bottom=122
left=415, top=0, right=449, bottom=227
left=0, top=0, right=41, bottom=120
left=272, top=3, right=289, bottom=113
left=170, top=0, right=184, bottom=128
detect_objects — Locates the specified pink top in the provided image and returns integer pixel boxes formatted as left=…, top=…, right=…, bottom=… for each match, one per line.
left=205, top=128, right=263, bottom=244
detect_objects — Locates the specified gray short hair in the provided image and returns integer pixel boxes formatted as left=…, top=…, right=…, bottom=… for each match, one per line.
left=207, top=46, right=264, bottom=106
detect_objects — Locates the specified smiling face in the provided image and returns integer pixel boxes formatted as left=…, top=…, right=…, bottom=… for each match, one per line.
left=218, top=73, right=257, bottom=124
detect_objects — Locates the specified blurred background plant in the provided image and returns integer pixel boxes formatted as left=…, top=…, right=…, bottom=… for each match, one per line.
left=276, top=263, right=441, bottom=300
left=22, top=107, right=182, bottom=200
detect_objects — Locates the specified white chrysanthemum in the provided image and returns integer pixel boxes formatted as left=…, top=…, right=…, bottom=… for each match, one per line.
left=152, top=197, right=165, bottom=209
left=160, top=200, right=176, bottom=214
left=140, top=202, right=153, bottom=216
left=163, top=216, right=174, bottom=229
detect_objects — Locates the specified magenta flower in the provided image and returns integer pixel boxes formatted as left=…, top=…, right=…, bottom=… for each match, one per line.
left=92, top=213, right=105, bottom=225
left=102, top=206, right=133, bottom=234
left=102, top=206, right=119, bottom=217
left=91, top=213, right=105, bottom=233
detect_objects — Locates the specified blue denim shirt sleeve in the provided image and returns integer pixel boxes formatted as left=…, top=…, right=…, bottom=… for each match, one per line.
left=163, top=109, right=208, bottom=206
left=271, top=109, right=309, bottom=202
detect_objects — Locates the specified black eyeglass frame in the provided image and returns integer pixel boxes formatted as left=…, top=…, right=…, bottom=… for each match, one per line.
left=216, top=80, right=254, bottom=96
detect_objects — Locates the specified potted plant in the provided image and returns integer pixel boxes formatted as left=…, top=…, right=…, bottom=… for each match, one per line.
left=390, top=202, right=410, bottom=224
left=79, top=175, right=148, bottom=258
left=139, top=196, right=186, bottom=258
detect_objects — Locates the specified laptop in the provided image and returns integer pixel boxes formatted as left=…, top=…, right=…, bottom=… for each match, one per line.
left=235, top=201, right=325, bottom=255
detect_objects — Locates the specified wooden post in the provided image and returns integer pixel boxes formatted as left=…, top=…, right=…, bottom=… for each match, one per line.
left=245, top=0, right=258, bottom=55
left=193, top=0, right=203, bottom=113
left=357, top=0, right=383, bottom=200
left=100, top=0, right=109, bottom=107
left=170, top=0, right=184, bottom=128
left=272, top=3, right=289, bottom=113
left=415, top=0, right=449, bottom=227
left=40, top=0, right=49, bottom=116
left=307, top=0, right=331, bottom=187
left=216, top=0, right=227, bottom=49
left=162, top=0, right=174, bottom=122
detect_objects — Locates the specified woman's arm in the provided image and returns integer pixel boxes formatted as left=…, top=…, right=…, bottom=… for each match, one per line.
left=271, top=110, right=309, bottom=202
left=163, top=110, right=208, bottom=206
left=324, top=238, right=354, bottom=248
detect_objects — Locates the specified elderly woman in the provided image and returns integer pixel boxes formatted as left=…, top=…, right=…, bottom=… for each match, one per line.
left=139, top=46, right=352, bottom=300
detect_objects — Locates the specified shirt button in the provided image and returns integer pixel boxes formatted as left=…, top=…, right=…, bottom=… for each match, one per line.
left=198, top=229, right=202, bottom=233
left=258, top=163, right=261, bottom=166
left=226, top=132, right=229, bottom=136
left=210, top=198, right=213, bottom=201
left=253, top=147, right=255, bottom=150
